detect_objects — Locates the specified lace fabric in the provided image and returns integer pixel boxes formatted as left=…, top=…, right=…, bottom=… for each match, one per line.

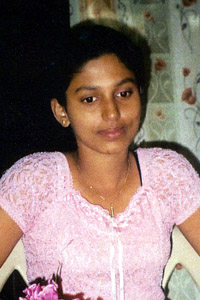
left=0, top=148, right=200, bottom=300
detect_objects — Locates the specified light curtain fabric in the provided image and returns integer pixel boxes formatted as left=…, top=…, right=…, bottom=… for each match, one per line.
left=69, top=0, right=200, bottom=299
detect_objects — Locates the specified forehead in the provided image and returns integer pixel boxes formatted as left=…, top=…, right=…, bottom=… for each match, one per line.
left=81, top=54, right=132, bottom=72
left=68, top=54, right=135, bottom=89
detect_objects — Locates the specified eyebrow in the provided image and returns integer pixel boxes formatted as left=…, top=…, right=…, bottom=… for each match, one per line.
left=75, top=85, right=97, bottom=93
left=115, top=77, right=136, bottom=87
left=74, top=77, right=136, bottom=94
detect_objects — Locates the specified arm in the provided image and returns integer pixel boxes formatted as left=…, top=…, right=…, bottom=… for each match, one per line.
left=178, top=207, right=200, bottom=255
left=0, top=207, right=23, bottom=267
left=0, top=153, right=52, bottom=268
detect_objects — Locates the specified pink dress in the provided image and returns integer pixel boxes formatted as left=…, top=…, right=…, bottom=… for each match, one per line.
left=1, top=148, right=200, bottom=300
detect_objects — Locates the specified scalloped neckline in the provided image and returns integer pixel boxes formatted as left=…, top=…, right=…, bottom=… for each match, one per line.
left=57, top=150, right=145, bottom=220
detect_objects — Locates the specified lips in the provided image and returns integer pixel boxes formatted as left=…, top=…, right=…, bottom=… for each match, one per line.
left=98, top=127, right=124, bottom=139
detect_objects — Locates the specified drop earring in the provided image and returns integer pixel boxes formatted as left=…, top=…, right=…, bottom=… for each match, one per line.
left=62, top=119, right=66, bottom=126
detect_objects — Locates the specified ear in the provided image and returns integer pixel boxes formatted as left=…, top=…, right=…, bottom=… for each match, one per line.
left=50, top=98, right=70, bottom=128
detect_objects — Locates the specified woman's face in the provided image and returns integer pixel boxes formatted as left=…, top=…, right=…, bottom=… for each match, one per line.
left=52, top=54, right=141, bottom=155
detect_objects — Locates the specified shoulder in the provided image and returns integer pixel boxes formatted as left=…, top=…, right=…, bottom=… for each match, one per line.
left=1, top=152, right=63, bottom=178
left=0, top=152, right=68, bottom=233
left=137, top=147, right=184, bottom=162
left=137, top=147, right=194, bottom=173
left=0, top=151, right=67, bottom=191
left=136, top=147, right=200, bottom=187
left=9, top=151, right=62, bottom=170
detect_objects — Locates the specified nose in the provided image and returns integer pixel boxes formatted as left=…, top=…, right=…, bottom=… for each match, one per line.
left=101, top=98, right=120, bottom=121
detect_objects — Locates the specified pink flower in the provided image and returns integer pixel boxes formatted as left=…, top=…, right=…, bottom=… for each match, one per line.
left=19, top=281, right=61, bottom=300
left=154, top=58, right=166, bottom=71
left=181, top=87, right=197, bottom=105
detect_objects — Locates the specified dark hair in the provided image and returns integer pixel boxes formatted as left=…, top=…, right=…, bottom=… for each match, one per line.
left=47, top=21, right=150, bottom=108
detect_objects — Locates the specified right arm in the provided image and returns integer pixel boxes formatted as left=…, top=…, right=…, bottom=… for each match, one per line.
left=0, top=155, right=37, bottom=268
left=0, top=152, right=57, bottom=267
left=0, top=207, right=23, bottom=267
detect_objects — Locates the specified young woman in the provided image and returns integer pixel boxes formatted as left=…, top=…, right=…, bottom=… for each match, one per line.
left=0, top=22, right=200, bottom=300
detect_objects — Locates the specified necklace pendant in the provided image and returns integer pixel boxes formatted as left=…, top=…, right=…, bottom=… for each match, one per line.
left=110, top=206, right=114, bottom=218
left=100, top=195, right=106, bottom=201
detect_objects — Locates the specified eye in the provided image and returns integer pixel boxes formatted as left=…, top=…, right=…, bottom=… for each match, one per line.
left=116, top=90, right=133, bottom=98
left=82, top=96, right=98, bottom=104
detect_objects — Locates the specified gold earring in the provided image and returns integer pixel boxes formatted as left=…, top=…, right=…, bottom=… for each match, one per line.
left=62, top=119, right=66, bottom=126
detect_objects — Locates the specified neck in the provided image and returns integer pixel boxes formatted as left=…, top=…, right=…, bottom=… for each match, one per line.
left=75, top=148, right=130, bottom=190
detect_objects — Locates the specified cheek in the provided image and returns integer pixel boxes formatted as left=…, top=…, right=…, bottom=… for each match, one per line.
left=67, top=103, right=100, bottom=128
left=124, top=101, right=141, bottom=122
left=136, top=104, right=142, bottom=120
left=68, top=113, right=96, bottom=136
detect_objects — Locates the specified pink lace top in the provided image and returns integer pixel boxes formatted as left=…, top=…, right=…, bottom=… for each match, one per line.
left=1, top=148, right=200, bottom=300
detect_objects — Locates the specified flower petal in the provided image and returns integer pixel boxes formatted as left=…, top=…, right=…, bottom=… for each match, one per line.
left=154, top=58, right=166, bottom=71
left=181, top=87, right=197, bottom=104
left=182, top=67, right=191, bottom=77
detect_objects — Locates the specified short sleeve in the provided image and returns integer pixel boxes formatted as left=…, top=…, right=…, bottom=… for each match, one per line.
left=172, top=153, right=200, bottom=225
left=155, top=149, right=200, bottom=225
left=0, top=152, right=58, bottom=233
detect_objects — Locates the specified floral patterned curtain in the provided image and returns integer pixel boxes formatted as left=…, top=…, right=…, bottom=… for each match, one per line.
left=69, top=0, right=200, bottom=163
left=169, top=0, right=200, bottom=159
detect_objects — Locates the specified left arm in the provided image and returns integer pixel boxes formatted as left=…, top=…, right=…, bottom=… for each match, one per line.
left=178, top=207, right=200, bottom=255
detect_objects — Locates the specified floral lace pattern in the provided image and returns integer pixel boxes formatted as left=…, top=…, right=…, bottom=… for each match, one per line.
left=0, top=148, right=200, bottom=300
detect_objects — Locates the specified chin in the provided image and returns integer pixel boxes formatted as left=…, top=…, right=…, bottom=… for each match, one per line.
left=96, top=142, right=131, bottom=155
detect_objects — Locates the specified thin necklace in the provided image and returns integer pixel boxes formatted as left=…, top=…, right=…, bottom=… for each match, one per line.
left=76, top=154, right=131, bottom=217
